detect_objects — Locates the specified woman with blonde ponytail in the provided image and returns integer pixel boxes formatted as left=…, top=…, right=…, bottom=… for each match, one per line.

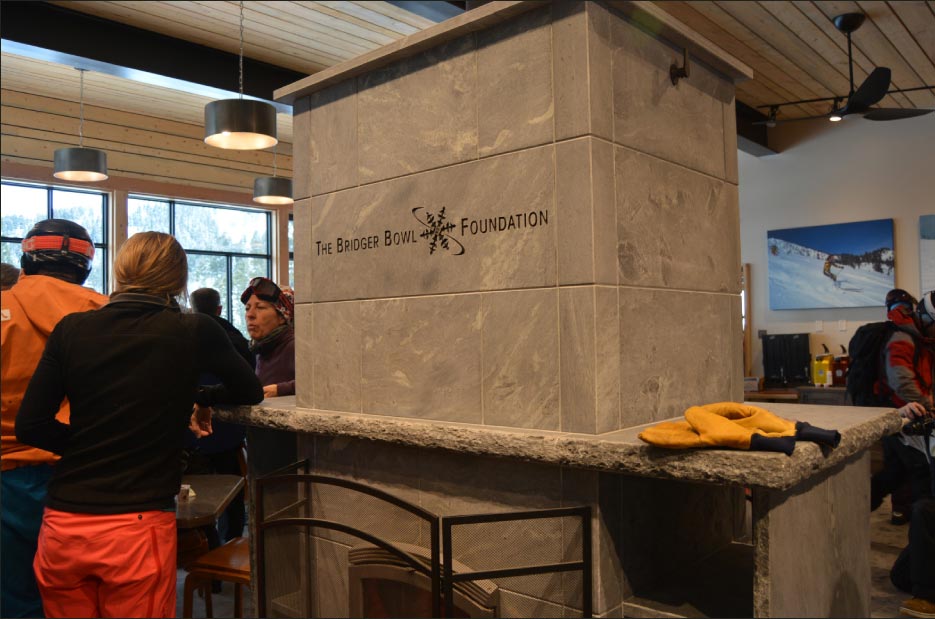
left=16, top=232, right=263, bottom=618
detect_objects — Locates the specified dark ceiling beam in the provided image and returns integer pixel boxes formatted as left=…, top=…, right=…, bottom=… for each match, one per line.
left=0, top=1, right=307, bottom=102
left=736, top=100, right=776, bottom=157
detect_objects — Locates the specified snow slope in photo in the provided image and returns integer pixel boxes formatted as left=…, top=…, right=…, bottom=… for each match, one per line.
left=768, top=239, right=893, bottom=309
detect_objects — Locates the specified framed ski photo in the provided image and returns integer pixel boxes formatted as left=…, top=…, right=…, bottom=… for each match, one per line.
left=767, top=219, right=894, bottom=310
left=921, top=214, right=935, bottom=292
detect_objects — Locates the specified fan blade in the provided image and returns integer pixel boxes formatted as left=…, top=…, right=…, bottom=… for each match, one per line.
left=844, top=67, right=891, bottom=113
left=863, top=107, right=933, bottom=121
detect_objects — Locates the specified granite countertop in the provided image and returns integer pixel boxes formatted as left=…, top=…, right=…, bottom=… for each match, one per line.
left=216, top=399, right=901, bottom=491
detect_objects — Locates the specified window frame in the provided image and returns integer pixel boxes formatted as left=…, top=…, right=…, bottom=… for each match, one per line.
left=0, top=179, right=110, bottom=293
left=127, top=194, right=273, bottom=328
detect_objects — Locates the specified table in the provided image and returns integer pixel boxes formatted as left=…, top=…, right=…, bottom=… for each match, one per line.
left=176, top=474, right=245, bottom=569
left=176, top=474, right=245, bottom=529
left=796, top=386, right=849, bottom=405
left=743, top=389, right=800, bottom=403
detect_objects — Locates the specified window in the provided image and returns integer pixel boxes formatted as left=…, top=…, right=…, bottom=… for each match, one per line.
left=127, top=196, right=272, bottom=336
left=1, top=181, right=109, bottom=294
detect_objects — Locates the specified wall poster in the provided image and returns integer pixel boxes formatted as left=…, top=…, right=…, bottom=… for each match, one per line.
left=767, top=218, right=894, bottom=310
left=921, top=215, right=935, bottom=293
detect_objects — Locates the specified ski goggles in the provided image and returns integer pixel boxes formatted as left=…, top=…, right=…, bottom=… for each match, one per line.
left=240, top=276, right=282, bottom=305
left=240, top=277, right=294, bottom=323
left=22, top=235, right=95, bottom=260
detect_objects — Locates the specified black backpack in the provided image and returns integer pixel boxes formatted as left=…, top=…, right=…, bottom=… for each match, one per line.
left=846, top=321, right=929, bottom=406
left=846, top=322, right=896, bottom=406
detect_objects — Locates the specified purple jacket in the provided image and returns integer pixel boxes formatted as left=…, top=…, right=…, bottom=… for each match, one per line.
left=255, top=327, right=296, bottom=396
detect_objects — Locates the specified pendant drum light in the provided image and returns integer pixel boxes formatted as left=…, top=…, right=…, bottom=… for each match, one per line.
left=54, top=68, right=108, bottom=182
left=253, top=146, right=293, bottom=205
left=204, top=1, right=277, bottom=150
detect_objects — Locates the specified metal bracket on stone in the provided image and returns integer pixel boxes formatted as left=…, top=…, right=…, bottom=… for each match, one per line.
left=670, top=48, right=691, bottom=86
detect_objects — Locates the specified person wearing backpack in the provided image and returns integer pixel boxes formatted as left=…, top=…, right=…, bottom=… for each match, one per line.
left=868, top=289, right=935, bottom=525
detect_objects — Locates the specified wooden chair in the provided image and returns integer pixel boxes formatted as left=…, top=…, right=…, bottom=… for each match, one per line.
left=182, top=536, right=251, bottom=618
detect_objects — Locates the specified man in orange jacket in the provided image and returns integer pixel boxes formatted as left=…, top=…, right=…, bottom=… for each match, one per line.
left=1, top=219, right=108, bottom=618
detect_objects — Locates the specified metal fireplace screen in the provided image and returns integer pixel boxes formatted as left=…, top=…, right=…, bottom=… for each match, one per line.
left=255, top=460, right=592, bottom=618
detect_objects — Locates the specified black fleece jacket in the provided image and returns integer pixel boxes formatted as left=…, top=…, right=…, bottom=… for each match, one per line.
left=16, top=293, right=263, bottom=514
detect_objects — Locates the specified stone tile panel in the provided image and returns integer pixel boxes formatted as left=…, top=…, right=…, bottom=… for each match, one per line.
left=419, top=450, right=564, bottom=603
left=481, top=288, right=559, bottom=429
left=594, top=286, right=620, bottom=433
left=292, top=96, right=311, bottom=200
left=477, top=5, right=554, bottom=157
left=618, top=287, right=737, bottom=426
left=755, top=454, right=870, bottom=617
left=556, top=138, right=595, bottom=285
left=361, top=295, right=482, bottom=423
left=418, top=449, right=562, bottom=516
left=293, top=198, right=313, bottom=304
left=308, top=80, right=358, bottom=196
left=615, top=147, right=740, bottom=294
left=295, top=303, right=314, bottom=409
left=552, top=1, right=590, bottom=141
left=309, top=437, right=425, bottom=547
left=561, top=469, right=624, bottom=615
left=586, top=2, right=614, bottom=141
left=313, top=537, right=350, bottom=618
left=559, top=286, right=597, bottom=433
left=358, top=35, right=477, bottom=184
left=309, top=145, right=556, bottom=302
left=609, top=9, right=730, bottom=179
left=591, top=138, right=617, bottom=286
left=312, top=301, right=362, bottom=414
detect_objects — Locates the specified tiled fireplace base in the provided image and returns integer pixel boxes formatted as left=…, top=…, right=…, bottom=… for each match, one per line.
left=223, top=400, right=900, bottom=617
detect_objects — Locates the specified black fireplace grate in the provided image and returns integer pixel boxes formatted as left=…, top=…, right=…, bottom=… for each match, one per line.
left=254, top=460, right=593, bottom=618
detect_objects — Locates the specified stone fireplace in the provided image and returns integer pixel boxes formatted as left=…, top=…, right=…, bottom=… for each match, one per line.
left=222, top=2, right=901, bottom=617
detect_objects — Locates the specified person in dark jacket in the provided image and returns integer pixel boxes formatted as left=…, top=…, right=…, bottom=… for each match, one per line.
left=872, top=289, right=935, bottom=524
left=185, top=287, right=254, bottom=545
left=240, top=277, right=296, bottom=476
left=16, top=232, right=263, bottom=618
left=888, top=402, right=935, bottom=619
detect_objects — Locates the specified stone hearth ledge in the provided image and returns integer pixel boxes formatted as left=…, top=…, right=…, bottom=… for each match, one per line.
left=217, top=399, right=900, bottom=491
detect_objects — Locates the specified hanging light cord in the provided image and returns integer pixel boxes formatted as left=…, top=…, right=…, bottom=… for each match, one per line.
left=238, top=0, right=245, bottom=99
left=272, top=144, right=278, bottom=177
left=78, top=68, right=86, bottom=147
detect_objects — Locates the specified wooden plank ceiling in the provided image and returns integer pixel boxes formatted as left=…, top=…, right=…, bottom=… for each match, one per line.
left=655, top=1, right=935, bottom=121
left=0, top=54, right=295, bottom=143
left=4, top=1, right=934, bottom=129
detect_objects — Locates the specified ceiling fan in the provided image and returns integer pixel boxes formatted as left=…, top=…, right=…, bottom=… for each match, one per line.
left=755, top=13, right=934, bottom=127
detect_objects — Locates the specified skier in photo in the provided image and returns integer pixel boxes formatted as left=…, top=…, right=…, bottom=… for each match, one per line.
left=824, top=254, right=843, bottom=285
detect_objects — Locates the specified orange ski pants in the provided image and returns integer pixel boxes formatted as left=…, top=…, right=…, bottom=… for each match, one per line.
left=34, top=508, right=177, bottom=618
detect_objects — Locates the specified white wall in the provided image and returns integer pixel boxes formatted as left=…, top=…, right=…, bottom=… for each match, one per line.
left=739, top=113, right=935, bottom=377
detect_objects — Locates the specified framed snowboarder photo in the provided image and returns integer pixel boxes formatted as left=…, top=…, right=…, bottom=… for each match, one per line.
left=921, top=214, right=935, bottom=293
left=767, top=219, right=894, bottom=310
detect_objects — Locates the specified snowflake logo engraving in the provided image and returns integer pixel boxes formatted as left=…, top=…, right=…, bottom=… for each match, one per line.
left=411, top=207, right=465, bottom=256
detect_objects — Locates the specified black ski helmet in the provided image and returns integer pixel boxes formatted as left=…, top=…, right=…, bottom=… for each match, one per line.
left=20, top=219, right=94, bottom=285
left=884, top=288, right=917, bottom=312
